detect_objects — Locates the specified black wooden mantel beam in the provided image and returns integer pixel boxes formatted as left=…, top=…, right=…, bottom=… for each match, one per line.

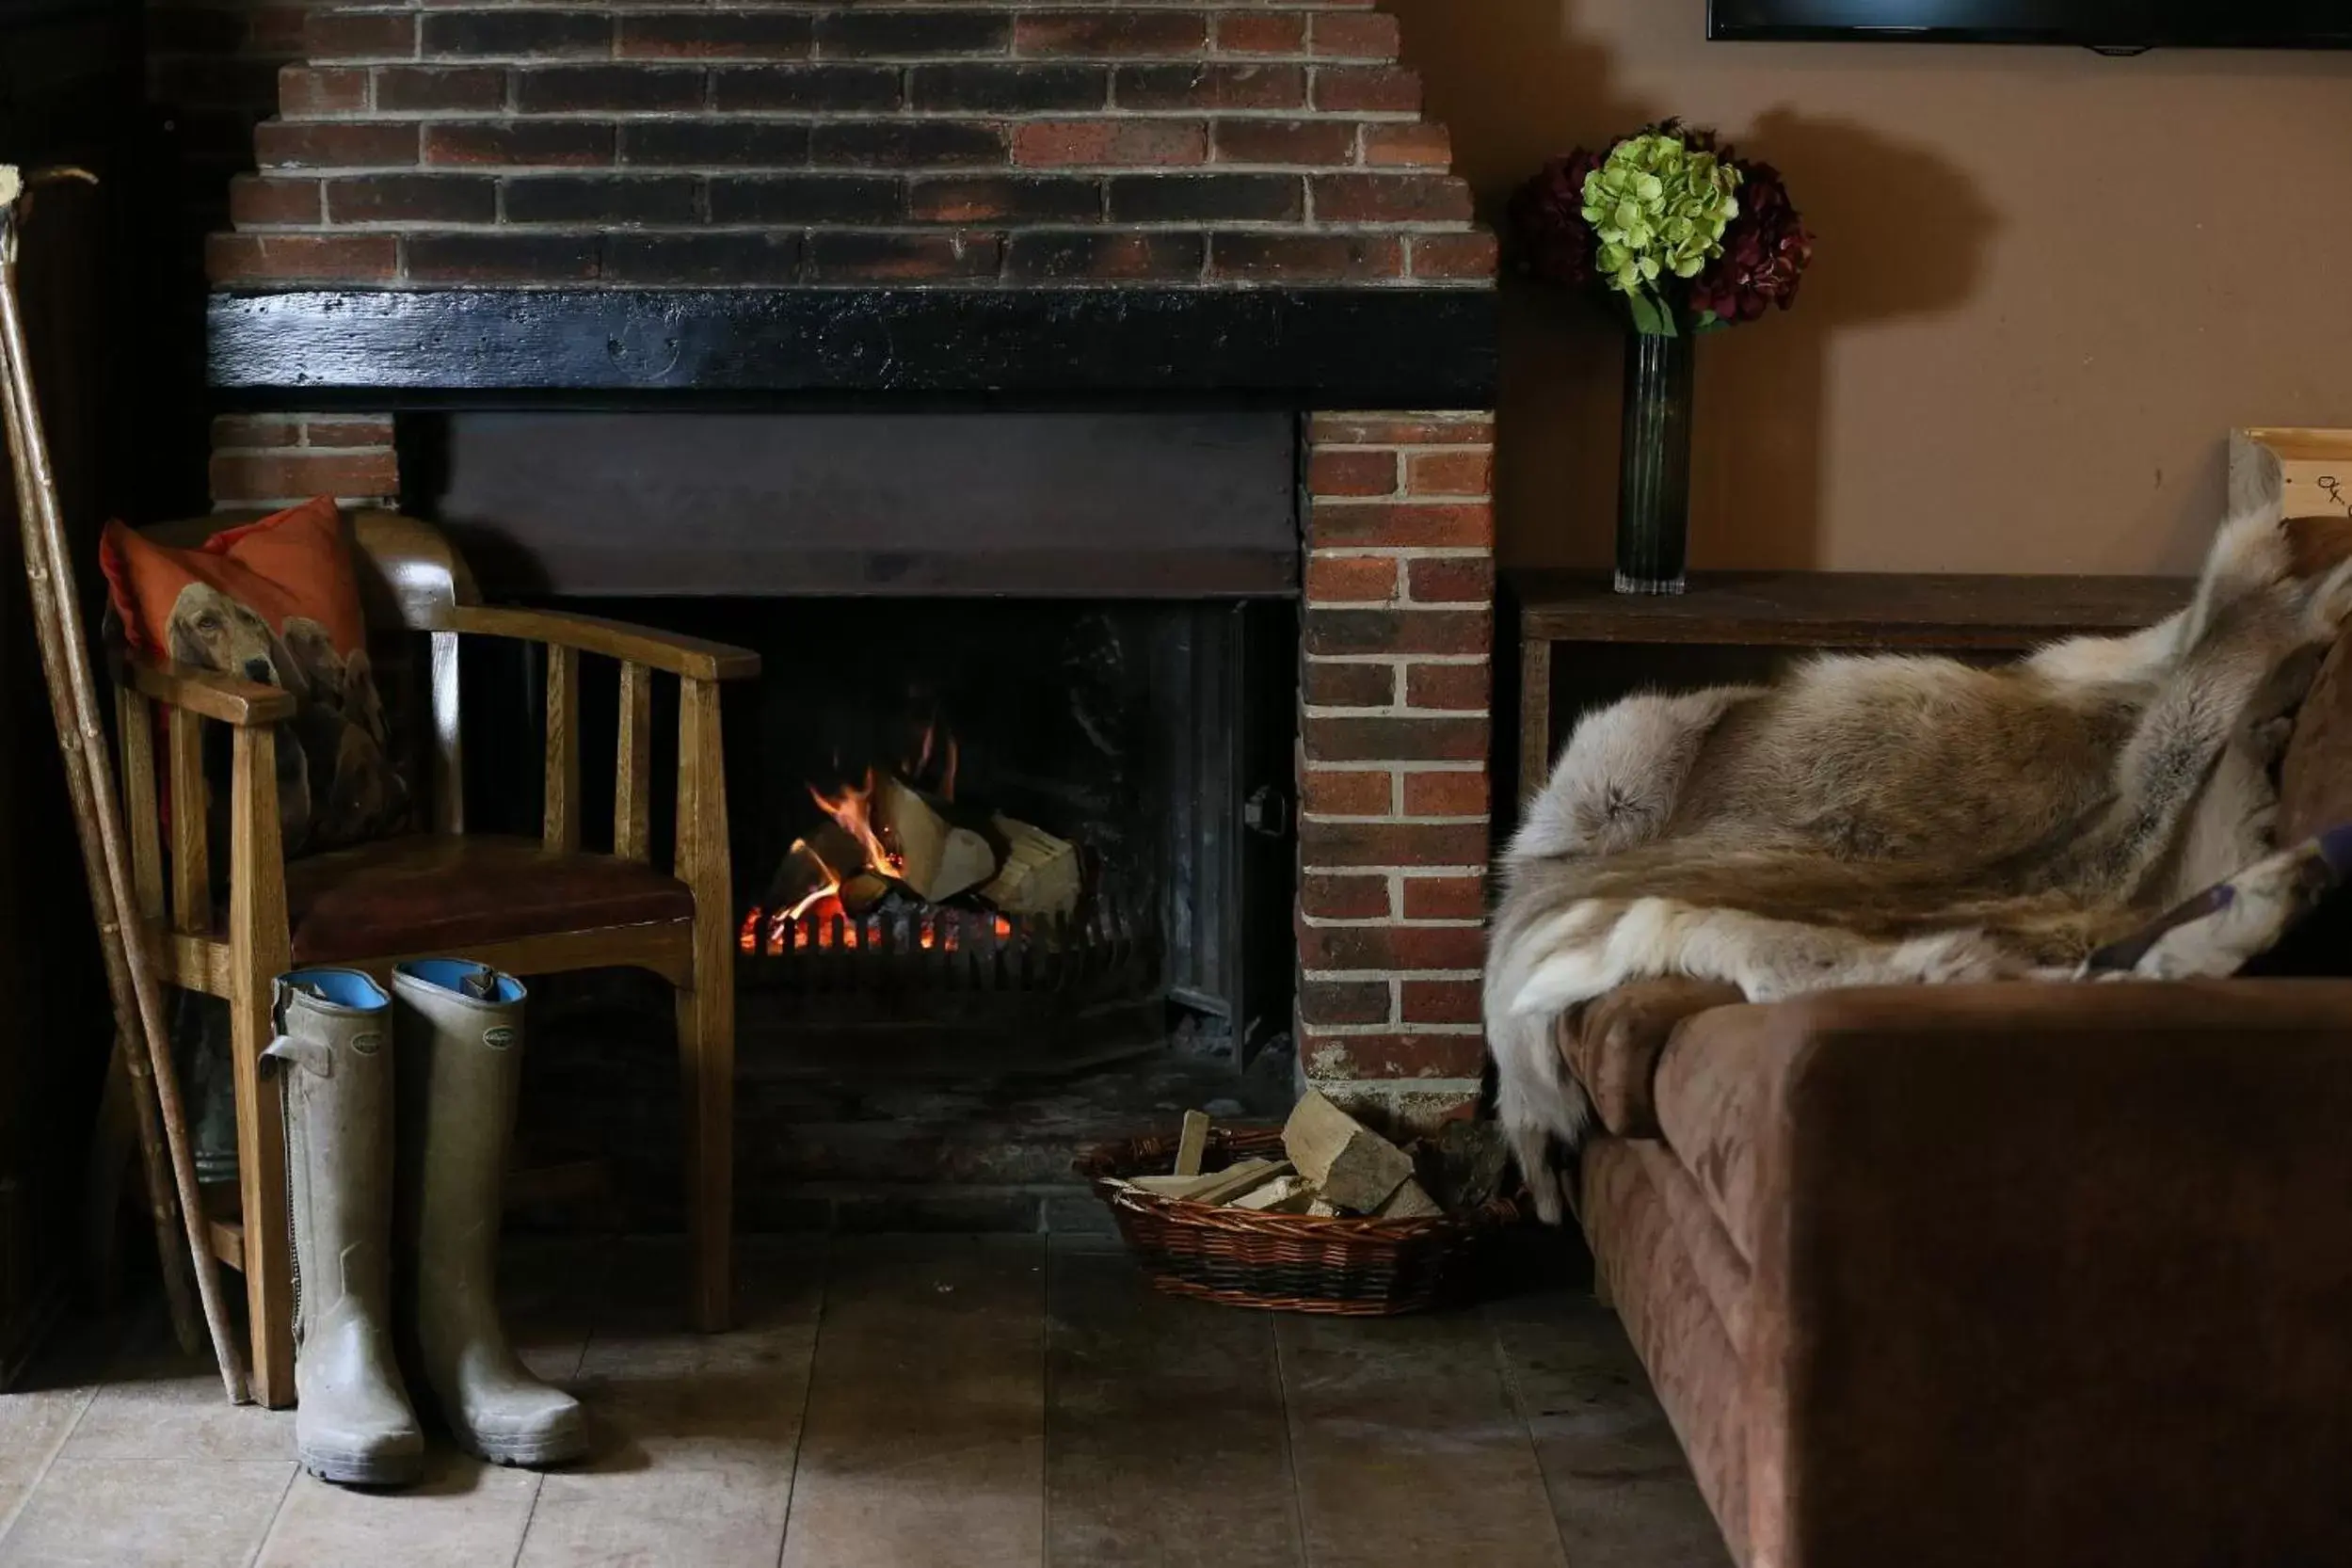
left=206, top=286, right=1498, bottom=408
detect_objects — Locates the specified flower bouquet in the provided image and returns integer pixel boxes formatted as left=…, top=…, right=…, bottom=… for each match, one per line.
left=1511, top=123, right=1814, bottom=592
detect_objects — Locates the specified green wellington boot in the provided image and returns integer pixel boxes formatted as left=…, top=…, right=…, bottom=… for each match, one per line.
left=264, top=968, right=424, bottom=1487
left=392, top=959, right=588, bottom=1467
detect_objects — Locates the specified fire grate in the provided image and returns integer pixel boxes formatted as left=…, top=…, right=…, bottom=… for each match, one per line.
left=737, top=888, right=1158, bottom=1000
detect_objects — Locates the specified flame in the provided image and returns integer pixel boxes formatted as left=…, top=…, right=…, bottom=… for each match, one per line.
left=908, top=719, right=959, bottom=804
left=742, top=903, right=1016, bottom=958
left=810, top=771, right=902, bottom=879
left=778, top=838, right=840, bottom=922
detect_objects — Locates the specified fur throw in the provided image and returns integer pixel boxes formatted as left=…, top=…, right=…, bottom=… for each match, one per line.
left=1486, top=506, right=2352, bottom=1224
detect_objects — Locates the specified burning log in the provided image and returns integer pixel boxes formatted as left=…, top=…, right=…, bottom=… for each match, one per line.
left=874, top=774, right=995, bottom=903
left=979, top=814, right=1080, bottom=917
left=839, top=872, right=892, bottom=916
left=762, top=839, right=839, bottom=919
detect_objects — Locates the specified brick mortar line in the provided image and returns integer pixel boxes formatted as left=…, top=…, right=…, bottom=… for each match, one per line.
left=213, top=444, right=397, bottom=456
left=211, top=277, right=1499, bottom=291
left=1304, top=546, right=1492, bottom=556
left=1300, top=598, right=1490, bottom=610
left=1300, top=652, right=1486, bottom=666
left=1305, top=494, right=1491, bottom=505
left=1301, top=1076, right=1485, bottom=1096
left=241, top=217, right=1488, bottom=235
left=1297, top=1022, right=1483, bottom=1036
left=1302, top=866, right=1489, bottom=877
left=1309, top=496, right=1496, bottom=510
left=1300, top=759, right=1484, bottom=770
left=1298, top=820, right=1491, bottom=831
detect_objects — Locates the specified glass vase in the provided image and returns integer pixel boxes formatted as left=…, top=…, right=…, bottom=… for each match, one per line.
left=1614, top=327, right=1698, bottom=595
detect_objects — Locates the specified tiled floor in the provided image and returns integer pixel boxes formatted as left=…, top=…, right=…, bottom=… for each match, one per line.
left=0, top=1237, right=1730, bottom=1567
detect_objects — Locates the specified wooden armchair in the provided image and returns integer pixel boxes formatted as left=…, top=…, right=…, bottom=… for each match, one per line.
left=111, top=509, right=758, bottom=1408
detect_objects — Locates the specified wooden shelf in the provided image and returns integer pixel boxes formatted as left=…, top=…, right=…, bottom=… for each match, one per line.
left=1510, top=570, right=2192, bottom=648
left=1507, top=568, right=2195, bottom=809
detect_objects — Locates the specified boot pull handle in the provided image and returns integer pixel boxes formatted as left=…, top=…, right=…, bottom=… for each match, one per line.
left=262, top=1034, right=334, bottom=1078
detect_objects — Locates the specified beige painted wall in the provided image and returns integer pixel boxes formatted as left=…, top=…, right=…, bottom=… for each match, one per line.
left=1387, top=0, right=2352, bottom=575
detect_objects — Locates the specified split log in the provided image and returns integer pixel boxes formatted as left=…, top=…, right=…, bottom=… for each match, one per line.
left=838, top=872, right=891, bottom=916
left=1128, top=1157, right=1288, bottom=1206
left=1283, top=1089, right=1414, bottom=1214
left=1190, top=1159, right=1292, bottom=1206
left=1231, top=1175, right=1313, bottom=1213
left=762, top=838, right=836, bottom=913
left=979, top=814, right=1080, bottom=916
left=804, top=820, right=869, bottom=879
left=1372, top=1179, right=1443, bottom=1220
left=1174, top=1110, right=1210, bottom=1177
left=874, top=774, right=995, bottom=902
left=1421, top=1121, right=1512, bottom=1211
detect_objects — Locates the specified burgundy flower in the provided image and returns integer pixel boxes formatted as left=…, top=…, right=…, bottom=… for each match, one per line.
left=1507, top=146, right=1609, bottom=290
left=1690, top=158, right=1815, bottom=325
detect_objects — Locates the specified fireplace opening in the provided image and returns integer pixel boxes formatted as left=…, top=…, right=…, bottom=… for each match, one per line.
left=416, top=408, right=1311, bottom=1226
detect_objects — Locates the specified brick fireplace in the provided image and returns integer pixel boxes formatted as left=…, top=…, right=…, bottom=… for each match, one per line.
left=200, top=0, right=1499, bottom=1215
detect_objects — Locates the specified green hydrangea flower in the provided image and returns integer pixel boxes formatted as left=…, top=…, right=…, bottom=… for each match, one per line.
left=1580, top=134, right=1741, bottom=334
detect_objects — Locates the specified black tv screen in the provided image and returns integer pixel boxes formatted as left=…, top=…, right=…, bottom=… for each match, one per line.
left=1708, top=1, right=2352, bottom=48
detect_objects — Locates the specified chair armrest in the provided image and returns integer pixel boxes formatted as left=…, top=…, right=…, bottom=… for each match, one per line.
left=124, top=658, right=298, bottom=727
left=449, top=605, right=760, bottom=681
left=1693, top=980, right=2352, bottom=1566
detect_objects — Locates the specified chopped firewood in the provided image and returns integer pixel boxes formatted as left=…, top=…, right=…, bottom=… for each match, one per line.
left=1373, top=1179, right=1443, bottom=1220
left=1307, top=1198, right=1343, bottom=1218
left=838, top=872, right=891, bottom=916
left=1420, top=1121, right=1512, bottom=1211
left=1283, top=1089, right=1414, bottom=1214
left=1230, top=1175, right=1313, bottom=1213
left=762, top=839, right=836, bottom=913
left=1128, top=1158, right=1288, bottom=1205
left=1126, top=1172, right=1224, bottom=1199
left=979, top=814, right=1081, bottom=916
left=1175, top=1111, right=1210, bottom=1177
left=875, top=774, right=996, bottom=903
left=1192, top=1159, right=1293, bottom=1207
left=805, top=820, right=869, bottom=879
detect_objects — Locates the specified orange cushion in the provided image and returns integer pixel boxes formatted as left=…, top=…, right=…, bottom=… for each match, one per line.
left=100, top=498, right=407, bottom=854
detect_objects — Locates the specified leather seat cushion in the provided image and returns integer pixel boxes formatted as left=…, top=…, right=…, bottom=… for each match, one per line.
left=284, top=834, right=695, bottom=965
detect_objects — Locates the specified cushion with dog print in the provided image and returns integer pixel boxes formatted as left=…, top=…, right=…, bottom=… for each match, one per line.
left=100, top=496, right=408, bottom=856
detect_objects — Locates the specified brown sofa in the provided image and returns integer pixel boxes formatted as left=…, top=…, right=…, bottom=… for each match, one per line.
left=1560, top=636, right=2352, bottom=1568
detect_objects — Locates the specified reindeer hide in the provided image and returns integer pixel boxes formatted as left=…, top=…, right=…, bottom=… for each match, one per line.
left=1486, top=505, right=2352, bottom=1223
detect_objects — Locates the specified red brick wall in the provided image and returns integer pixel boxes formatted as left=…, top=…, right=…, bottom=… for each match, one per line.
left=190, top=7, right=1499, bottom=1117
left=1298, top=410, right=1492, bottom=1128
left=209, top=413, right=399, bottom=507
left=206, top=0, right=1497, bottom=290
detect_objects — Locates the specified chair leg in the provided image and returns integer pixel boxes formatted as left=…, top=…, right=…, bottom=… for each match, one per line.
left=228, top=977, right=296, bottom=1406
left=675, top=968, right=734, bottom=1334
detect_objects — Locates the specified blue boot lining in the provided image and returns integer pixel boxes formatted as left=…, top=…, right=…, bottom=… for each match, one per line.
left=282, top=968, right=389, bottom=1010
left=395, top=958, right=526, bottom=1004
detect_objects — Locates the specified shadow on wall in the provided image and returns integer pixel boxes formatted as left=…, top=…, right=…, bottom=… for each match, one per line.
left=1390, top=0, right=1996, bottom=572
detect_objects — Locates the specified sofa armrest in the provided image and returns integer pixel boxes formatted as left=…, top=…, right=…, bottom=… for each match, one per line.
left=1718, top=980, right=2352, bottom=1568
left=1558, top=977, right=1744, bottom=1137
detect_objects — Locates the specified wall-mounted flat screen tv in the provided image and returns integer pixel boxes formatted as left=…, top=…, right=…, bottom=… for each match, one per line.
left=1708, top=1, right=2352, bottom=48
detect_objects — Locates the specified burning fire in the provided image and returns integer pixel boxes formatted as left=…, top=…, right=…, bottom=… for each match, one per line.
left=739, top=899, right=1013, bottom=957
left=810, top=771, right=903, bottom=879
left=738, top=713, right=1042, bottom=960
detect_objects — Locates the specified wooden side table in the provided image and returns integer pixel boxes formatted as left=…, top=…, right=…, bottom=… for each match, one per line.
left=1508, top=571, right=2193, bottom=810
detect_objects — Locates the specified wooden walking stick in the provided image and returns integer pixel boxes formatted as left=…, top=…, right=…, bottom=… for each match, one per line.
left=0, top=165, right=248, bottom=1400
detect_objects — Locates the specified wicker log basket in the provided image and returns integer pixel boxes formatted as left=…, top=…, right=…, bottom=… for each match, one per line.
left=1078, top=1127, right=1518, bottom=1316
